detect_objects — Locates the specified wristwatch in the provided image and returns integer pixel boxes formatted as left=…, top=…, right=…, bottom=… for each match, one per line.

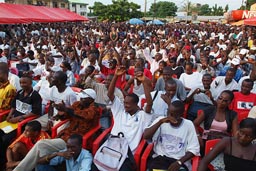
left=177, top=160, right=182, bottom=165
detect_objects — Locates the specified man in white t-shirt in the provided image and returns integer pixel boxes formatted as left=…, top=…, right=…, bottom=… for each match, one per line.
left=92, top=66, right=152, bottom=171
left=143, top=100, right=200, bottom=171
left=22, top=50, right=38, bottom=70
left=35, top=71, right=77, bottom=131
left=211, top=68, right=239, bottom=100
left=139, top=79, right=179, bottom=119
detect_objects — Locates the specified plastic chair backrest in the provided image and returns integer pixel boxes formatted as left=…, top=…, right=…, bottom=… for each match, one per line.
left=205, top=139, right=221, bottom=155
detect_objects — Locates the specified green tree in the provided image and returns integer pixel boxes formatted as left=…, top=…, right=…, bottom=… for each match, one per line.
left=212, top=4, right=224, bottom=16
left=149, top=1, right=178, bottom=18
left=199, top=4, right=212, bottom=15
left=246, top=0, right=255, bottom=9
left=224, top=4, right=229, bottom=12
left=89, top=0, right=143, bottom=22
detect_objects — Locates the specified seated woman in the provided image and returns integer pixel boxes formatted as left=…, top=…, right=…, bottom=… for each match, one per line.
left=194, top=90, right=238, bottom=143
left=198, top=118, right=256, bottom=171
left=60, top=61, right=75, bottom=87
left=0, top=75, right=42, bottom=169
left=6, top=121, right=50, bottom=171
left=194, top=90, right=239, bottom=170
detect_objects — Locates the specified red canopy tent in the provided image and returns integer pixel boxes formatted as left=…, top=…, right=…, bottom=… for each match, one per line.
left=244, top=17, right=256, bottom=26
left=0, top=3, right=89, bottom=24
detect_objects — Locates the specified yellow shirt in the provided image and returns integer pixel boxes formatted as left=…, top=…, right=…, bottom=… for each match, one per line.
left=0, top=81, right=16, bottom=110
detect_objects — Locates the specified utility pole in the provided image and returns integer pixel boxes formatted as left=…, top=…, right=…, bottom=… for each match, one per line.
left=186, top=0, right=189, bottom=23
left=153, top=0, right=156, bottom=20
left=144, top=0, right=147, bottom=17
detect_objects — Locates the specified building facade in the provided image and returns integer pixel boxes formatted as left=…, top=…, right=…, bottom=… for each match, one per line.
left=4, top=0, right=87, bottom=16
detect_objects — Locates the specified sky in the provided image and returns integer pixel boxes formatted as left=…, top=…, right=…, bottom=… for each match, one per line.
left=87, top=0, right=243, bottom=11
left=0, top=0, right=243, bottom=11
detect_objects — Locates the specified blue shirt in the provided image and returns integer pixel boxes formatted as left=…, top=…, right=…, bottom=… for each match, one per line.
left=50, top=149, right=92, bottom=171
left=218, top=66, right=243, bottom=82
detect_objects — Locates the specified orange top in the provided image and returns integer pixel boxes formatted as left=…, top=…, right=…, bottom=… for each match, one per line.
left=9, top=131, right=50, bottom=150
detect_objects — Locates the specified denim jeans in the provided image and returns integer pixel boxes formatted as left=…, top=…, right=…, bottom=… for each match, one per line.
left=37, top=164, right=56, bottom=171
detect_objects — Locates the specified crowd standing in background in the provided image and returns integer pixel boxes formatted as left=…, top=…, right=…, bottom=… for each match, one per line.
left=0, top=21, right=256, bottom=171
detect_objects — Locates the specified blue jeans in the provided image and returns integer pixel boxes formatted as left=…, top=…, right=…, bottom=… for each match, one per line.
left=37, top=164, right=56, bottom=171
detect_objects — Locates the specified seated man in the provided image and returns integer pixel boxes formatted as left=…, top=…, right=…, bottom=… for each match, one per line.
left=139, top=78, right=179, bottom=119
left=6, top=121, right=50, bottom=171
left=35, top=71, right=77, bottom=131
left=186, top=73, right=215, bottom=121
left=37, top=134, right=92, bottom=171
left=154, top=66, right=186, bottom=101
left=210, top=68, right=240, bottom=100
left=143, top=101, right=200, bottom=171
left=230, top=79, right=256, bottom=118
left=13, top=89, right=100, bottom=171
left=0, top=62, right=16, bottom=110
left=92, top=66, right=153, bottom=171
left=53, top=88, right=100, bottom=141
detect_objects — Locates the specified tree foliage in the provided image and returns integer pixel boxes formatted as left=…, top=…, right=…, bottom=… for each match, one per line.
left=180, top=1, right=227, bottom=16
left=148, top=1, right=178, bottom=18
left=89, top=0, right=143, bottom=22
left=199, top=4, right=211, bottom=15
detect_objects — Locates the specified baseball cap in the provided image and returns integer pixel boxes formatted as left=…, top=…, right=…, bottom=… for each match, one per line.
left=78, top=89, right=96, bottom=100
left=42, top=45, right=48, bottom=50
left=231, top=57, right=241, bottom=66
left=239, top=49, right=247, bottom=55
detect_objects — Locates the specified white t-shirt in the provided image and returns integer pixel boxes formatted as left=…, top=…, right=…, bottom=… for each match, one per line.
left=179, top=72, right=203, bottom=90
left=49, top=86, right=77, bottom=115
left=110, top=96, right=152, bottom=153
left=149, top=117, right=200, bottom=162
left=33, top=78, right=51, bottom=105
left=210, top=76, right=240, bottom=100
left=187, top=85, right=214, bottom=105
left=32, top=64, right=49, bottom=78
left=8, top=72, right=21, bottom=91
left=22, top=57, right=38, bottom=70
left=0, top=56, right=7, bottom=63
left=139, top=90, right=179, bottom=118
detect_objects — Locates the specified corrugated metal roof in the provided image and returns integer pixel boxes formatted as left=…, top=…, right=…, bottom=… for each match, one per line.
left=68, top=0, right=88, bottom=4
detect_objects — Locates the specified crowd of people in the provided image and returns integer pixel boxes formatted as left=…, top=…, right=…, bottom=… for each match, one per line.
left=0, top=21, right=256, bottom=171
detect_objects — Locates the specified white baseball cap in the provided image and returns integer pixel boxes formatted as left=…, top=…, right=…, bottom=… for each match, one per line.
left=231, top=57, right=241, bottom=66
left=78, top=89, right=96, bottom=100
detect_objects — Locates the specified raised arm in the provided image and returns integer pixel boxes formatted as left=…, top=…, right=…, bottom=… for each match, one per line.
left=122, top=77, right=134, bottom=97
left=136, top=74, right=153, bottom=113
left=107, top=66, right=126, bottom=102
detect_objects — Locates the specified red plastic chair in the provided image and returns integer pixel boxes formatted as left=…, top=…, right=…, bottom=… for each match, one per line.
left=204, top=139, right=221, bottom=171
left=82, top=107, right=103, bottom=150
left=92, top=117, right=114, bottom=156
left=140, top=143, right=200, bottom=171
left=0, top=109, right=11, bottom=122
left=51, top=107, right=103, bottom=151
left=51, top=119, right=70, bottom=138
left=140, top=143, right=154, bottom=171
left=0, top=110, right=38, bottom=137
left=17, top=116, right=38, bottom=137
